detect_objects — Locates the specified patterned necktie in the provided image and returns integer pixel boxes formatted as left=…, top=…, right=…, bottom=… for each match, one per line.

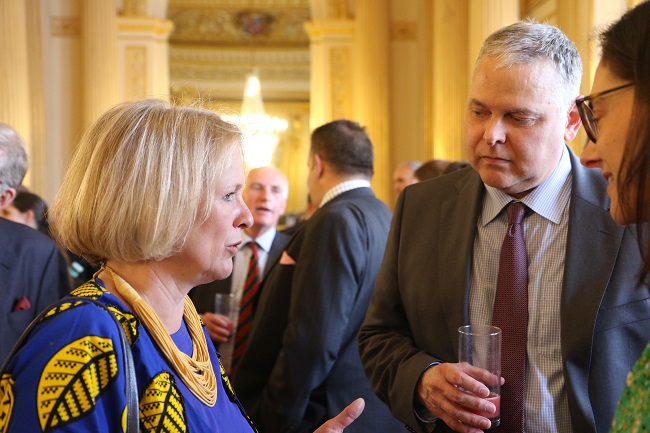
left=492, top=202, right=528, bottom=433
left=231, top=241, right=261, bottom=373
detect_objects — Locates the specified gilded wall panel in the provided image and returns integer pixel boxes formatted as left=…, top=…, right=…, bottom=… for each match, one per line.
left=125, top=46, right=148, bottom=100
left=50, top=17, right=80, bottom=38
left=329, top=46, right=352, bottom=120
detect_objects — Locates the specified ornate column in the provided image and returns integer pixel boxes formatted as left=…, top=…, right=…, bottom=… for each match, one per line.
left=304, top=19, right=355, bottom=130
left=468, top=0, right=519, bottom=70
left=82, top=0, right=120, bottom=128
left=354, top=0, right=391, bottom=204
left=426, top=0, right=470, bottom=161
left=117, top=16, right=174, bottom=101
left=0, top=0, right=32, bottom=185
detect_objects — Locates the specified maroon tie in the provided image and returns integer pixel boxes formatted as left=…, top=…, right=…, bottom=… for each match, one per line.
left=231, top=242, right=261, bottom=374
left=492, top=202, right=528, bottom=432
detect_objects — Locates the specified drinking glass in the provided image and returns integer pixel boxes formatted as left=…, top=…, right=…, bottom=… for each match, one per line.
left=458, top=324, right=501, bottom=428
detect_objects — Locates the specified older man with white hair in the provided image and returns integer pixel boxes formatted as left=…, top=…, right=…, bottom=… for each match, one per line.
left=190, top=166, right=290, bottom=373
left=0, top=123, right=70, bottom=362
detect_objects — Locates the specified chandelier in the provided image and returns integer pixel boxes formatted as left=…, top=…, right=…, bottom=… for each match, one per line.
left=224, top=71, right=288, bottom=169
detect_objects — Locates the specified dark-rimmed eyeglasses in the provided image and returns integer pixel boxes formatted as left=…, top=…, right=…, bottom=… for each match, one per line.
left=575, top=82, right=634, bottom=143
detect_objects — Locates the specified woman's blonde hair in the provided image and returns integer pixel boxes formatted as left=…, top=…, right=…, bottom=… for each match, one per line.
left=50, top=99, right=243, bottom=263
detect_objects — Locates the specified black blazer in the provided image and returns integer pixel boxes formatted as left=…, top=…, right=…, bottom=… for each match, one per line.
left=0, top=218, right=70, bottom=361
left=234, top=188, right=405, bottom=433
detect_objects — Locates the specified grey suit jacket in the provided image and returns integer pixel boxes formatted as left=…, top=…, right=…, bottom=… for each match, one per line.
left=359, top=149, right=650, bottom=433
left=189, top=230, right=290, bottom=314
left=233, top=187, right=405, bottom=433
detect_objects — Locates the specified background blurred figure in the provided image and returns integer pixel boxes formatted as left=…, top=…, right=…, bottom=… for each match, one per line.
left=235, top=119, right=403, bottom=433
left=281, top=193, right=316, bottom=236
left=0, top=189, right=100, bottom=288
left=392, top=160, right=422, bottom=194
left=0, top=123, right=70, bottom=362
left=413, top=159, right=450, bottom=182
left=578, top=1, right=650, bottom=430
left=190, top=166, right=290, bottom=374
left=443, top=161, right=471, bottom=175
left=0, top=190, right=49, bottom=236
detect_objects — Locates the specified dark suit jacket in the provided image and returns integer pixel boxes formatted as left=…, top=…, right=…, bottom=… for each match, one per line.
left=0, top=218, right=71, bottom=362
left=358, top=149, right=650, bottom=433
left=189, top=231, right=290, bottom=314
left=233, top=187, right=405, bottom=433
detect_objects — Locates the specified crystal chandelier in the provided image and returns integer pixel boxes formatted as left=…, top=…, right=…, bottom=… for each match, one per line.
left=225, top=69, right=288, bottom=169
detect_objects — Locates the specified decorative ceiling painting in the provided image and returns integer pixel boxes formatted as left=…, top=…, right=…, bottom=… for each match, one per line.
left=167, top=0, right=311, bottom=101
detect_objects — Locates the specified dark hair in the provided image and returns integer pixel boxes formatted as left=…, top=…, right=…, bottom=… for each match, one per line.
left=414, top=159, right=450, bottom=182
left=600, top=0, right=650, bottom=279
left=443, top=161, right=471, bottom=175
left=310, top=119, right=374, bottom=178
left=12, top=191, right=50, bottom=237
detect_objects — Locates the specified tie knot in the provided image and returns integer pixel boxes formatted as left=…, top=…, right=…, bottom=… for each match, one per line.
left=247, top=241, right=259, bottom=256
left=506, top=202, right=526, bottom=225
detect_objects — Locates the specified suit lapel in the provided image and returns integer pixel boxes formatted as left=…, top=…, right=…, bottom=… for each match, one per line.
left=561, top=151, right=624, bottom=432
left=439, top=171, right=484, bottom=358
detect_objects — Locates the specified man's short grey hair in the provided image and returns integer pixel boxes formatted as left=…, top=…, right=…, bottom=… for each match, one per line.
left=398, top=160, right=423, bottom=172
left=474, top=20, right=583, bottom=110
left=0, top=124, right=28, bottom=192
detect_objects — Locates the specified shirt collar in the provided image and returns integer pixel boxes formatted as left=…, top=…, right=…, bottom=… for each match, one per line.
left=482, top=146, right=572, bottom=226
left=241, top=227, right=277, bottom=252
left=320, top=179, right=371, bottom=208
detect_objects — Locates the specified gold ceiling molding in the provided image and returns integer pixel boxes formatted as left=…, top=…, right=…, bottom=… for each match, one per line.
left=118, top=18, right=175, bottom=37
left=170, top=64, right=309, bottom=82
left=168, top=0, right=310, bottom=46
left=170, top=46, right=309, bottom=63
left=326, top=0, right=350, bottom=19
left=169, top=47, right=309, bottom=84
left=169, top=0, right=308, bottom=7
left=122, top=0, right=147, bottom=16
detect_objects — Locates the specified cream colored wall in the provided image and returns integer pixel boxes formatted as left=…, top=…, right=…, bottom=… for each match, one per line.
left=388, top=0, right=426, bottom=199
left=0, top=0, right=638, bottom=208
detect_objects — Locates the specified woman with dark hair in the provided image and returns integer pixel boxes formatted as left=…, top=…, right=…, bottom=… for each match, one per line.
left=0, top=190, right=50, bottom=237
left=579, top=1, right=650, bottom=430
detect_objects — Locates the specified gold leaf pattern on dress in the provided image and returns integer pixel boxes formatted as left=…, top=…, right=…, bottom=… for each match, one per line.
left=220, top=359, right=237, bottom=402
left=70, top=282, right=106, bottom=299
left=40, top=300, right=85, bottom=321
left=0, top=374, right=15, bottom=433
left=37, top=336, right=118, bottom=431
left=106, top=305, right=139, bottom=346
left=140, top=372, right=186, bottom=433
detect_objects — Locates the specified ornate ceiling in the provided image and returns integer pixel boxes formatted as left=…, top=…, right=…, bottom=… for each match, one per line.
left=167, top=0, right=311, bottom=102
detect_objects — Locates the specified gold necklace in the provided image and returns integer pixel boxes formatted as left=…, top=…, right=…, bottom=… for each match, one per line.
left=101, top=265, right=217, bottom=406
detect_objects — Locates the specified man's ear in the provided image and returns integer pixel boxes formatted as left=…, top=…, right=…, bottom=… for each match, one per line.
left=0, top=187, right=16, bottom=209
left=313, top=154, right=325, bottom=179
left=564, top=102, right=582, bottom=142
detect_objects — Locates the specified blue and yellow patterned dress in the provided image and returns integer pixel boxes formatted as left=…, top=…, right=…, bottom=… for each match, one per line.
left=0, top=280, right=256, bottom=433
left=610, top=341, right=650, bottom=432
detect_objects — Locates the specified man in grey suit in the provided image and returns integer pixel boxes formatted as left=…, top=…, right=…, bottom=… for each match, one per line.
left=359, top=21, right=649, bottom=433
left=233, top=120, right=404, bottom=433
left=0, top=124, right=70, bottom=362
left=189, top=166, right=290, bottom=373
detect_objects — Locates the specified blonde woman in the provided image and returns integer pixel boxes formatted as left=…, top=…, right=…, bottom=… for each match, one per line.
left=0, top=100, right=363, bottom=432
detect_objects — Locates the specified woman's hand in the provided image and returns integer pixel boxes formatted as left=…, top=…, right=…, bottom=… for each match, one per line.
left=314, top=398, right=365, bottom=433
